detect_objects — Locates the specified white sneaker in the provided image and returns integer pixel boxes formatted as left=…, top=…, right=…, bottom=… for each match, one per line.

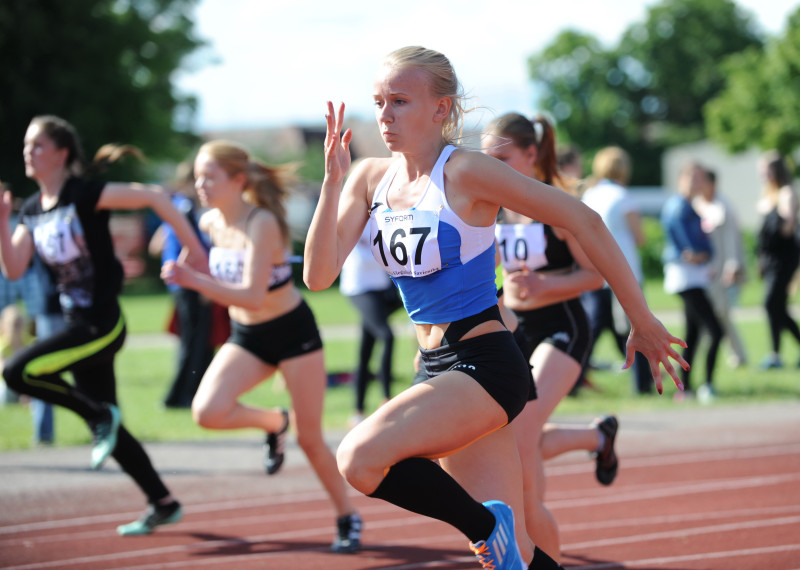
left=697, top=384, right=716, bottom=405
left=348, top=413, right=365, bottom=429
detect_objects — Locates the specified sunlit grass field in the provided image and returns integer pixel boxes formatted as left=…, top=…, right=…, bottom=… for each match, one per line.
left=0, top=279, right=797, bottom=450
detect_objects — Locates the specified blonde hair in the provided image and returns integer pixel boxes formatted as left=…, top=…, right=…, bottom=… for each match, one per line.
left=591, top=146, right=632, bottom=186
left=198, top=140, right=295, bottom=245
left=382, top=46, right=466, bottom=144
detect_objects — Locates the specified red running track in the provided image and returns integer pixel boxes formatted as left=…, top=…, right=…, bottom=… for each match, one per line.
left=1, top=402, right=799, bottom=569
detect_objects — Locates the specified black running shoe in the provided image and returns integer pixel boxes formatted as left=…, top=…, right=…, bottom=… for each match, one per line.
left=331, top=512, right=362, bottom=554
left=595, top=415, right=619, bottom=486
left=117, top=500, right=183, bottom=536
left=264, top=408, right=289, bottom=475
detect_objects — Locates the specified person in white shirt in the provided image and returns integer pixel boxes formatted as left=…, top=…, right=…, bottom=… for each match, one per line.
left=339, top=225, right=402, bottom=426
left=693, top=167, right=748, bottom=368
left=580, top=147, right=654, bottom=394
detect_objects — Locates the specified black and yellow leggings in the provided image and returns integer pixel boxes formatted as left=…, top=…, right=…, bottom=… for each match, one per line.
left=3, top=303, right=170, bottom=503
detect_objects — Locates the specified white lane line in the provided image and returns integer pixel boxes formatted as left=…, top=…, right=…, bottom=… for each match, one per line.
left=570, top=543, right=800, bottom=569
left=3, top=443, right=796, bottom=535
left=3, top=471, right=798, bottom=548
left=0, top=516, right=452, bottom=570
left=563, top=514, right=800, bottom=550
left=546, top=442, right=800, bottom=477
left=5, top=509, right=800, bottom=569
left=549, top=472, right=800, bottom=509
left=559, top=503, right=800, bottom=532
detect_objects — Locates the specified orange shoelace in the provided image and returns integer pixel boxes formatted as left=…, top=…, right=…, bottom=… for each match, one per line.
left=469, top=541, right=497, bottom=569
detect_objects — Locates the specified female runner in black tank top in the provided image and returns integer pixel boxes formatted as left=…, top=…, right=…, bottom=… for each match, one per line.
left=0, top=115, right=207, bottom=535
left=478, top=113, right=621, bottom=563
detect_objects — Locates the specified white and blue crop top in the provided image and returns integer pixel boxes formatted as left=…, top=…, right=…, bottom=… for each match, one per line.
left=208, top=247, right=292, bottom=291
left=368, top=145, right=497, bottom=324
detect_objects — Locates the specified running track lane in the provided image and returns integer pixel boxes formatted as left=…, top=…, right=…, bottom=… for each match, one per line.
left=1, top=441, right=799, bottom=569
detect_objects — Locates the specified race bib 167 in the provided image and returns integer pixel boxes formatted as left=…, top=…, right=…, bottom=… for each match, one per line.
left=370, top=209, right=441, bottom=278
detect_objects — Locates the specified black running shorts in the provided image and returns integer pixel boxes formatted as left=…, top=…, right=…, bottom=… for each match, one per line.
left=513, top=298, right=591, bottom=368
left=418, top=330, right=531, bottom=423
left=228, top=300, right=323, bottom=366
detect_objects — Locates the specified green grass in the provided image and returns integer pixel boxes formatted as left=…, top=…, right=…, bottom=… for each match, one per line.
left=1, top=280, right=798, bottom=450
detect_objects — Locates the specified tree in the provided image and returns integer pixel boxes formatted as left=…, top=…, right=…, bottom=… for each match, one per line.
left=0, top=0, right=205, bottom=195
left=529, top=30, right=636, bottom=155
left=619, top=0, right=762, bottom=134
left=528, top=0, right=764, bottom=184
left=705, top=7, right=800, bottom=155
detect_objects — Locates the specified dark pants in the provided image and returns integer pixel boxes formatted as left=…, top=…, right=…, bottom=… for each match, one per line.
left=347, top=285, right=403, bottom=413
left=3, top=304, right=170, bottom=502
left=30, top=312, right=67, bottom=444
left=762, top=255, right=800, bottom=353
left=582, top=288, right=654, bottom=394
left=678, top=287, right=724, bottom=390
left=164, top=288, right=214, bottom=408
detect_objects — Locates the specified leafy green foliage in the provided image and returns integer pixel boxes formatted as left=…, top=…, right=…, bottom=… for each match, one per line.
left=528, top=0, right=764, bottom=184
left=0, top=0, right=205, bottom=195
left=619, top=0, right=762, bottom=128
left=639, top=216, right=666, bottom=279
left=529, top=31, right=639, bottom=168
left=705, top=7, right=800, bottom=154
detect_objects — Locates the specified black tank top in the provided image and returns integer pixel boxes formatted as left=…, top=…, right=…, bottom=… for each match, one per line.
left=539, top=224, right=575, bottom=271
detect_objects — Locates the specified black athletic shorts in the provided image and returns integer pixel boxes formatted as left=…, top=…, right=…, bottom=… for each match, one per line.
left=513, top=298, right=591, bottom=367
left=228, top=300, right=323, bottom=366
left=418, top=330, right=531, bottom=423
left=511, top=325, right=538, bottom=401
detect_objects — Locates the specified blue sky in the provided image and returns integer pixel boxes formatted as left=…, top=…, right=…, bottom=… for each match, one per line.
left=174, top=0, right=797, bottom=131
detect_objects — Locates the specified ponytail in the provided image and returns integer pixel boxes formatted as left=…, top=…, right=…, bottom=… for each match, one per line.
left=530, top=116, right=562, bottom=189
left=243, top=160, right=296, bottom=245
left=198, top=140, right=296, bottom=246
left=485, top=112, right=564, bottom=190
left=86, top=144, right=145, bottom=177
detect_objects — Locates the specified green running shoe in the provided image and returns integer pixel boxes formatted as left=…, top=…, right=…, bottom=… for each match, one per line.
left=117, top=500, right=183, bottom=536
left=90, top=404, right=121, bottom=470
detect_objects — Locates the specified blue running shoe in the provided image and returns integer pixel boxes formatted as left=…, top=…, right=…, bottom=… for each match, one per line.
left=469, top=500, right=525, bottom=569
left=759, top=354, right=783, bottom=370
left=117, top=500, right=183, bottom=536
left=91, top=404, right=121, bottom=470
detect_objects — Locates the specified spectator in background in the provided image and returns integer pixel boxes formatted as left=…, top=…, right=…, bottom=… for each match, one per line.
left=149, top=163, right=216, bottom=409
left=693, top=167, right=748, bottom=368
left=580, top=147, right=654, bottom=395
left=0, top=305, right=31, bottom=404
left=755, top=151, right=800, bottom=370
left=557, top=144, right=583, bottom=182
left=339, top=224, right=403, bottom=427
left=661, top=162, right=724, bottom=403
